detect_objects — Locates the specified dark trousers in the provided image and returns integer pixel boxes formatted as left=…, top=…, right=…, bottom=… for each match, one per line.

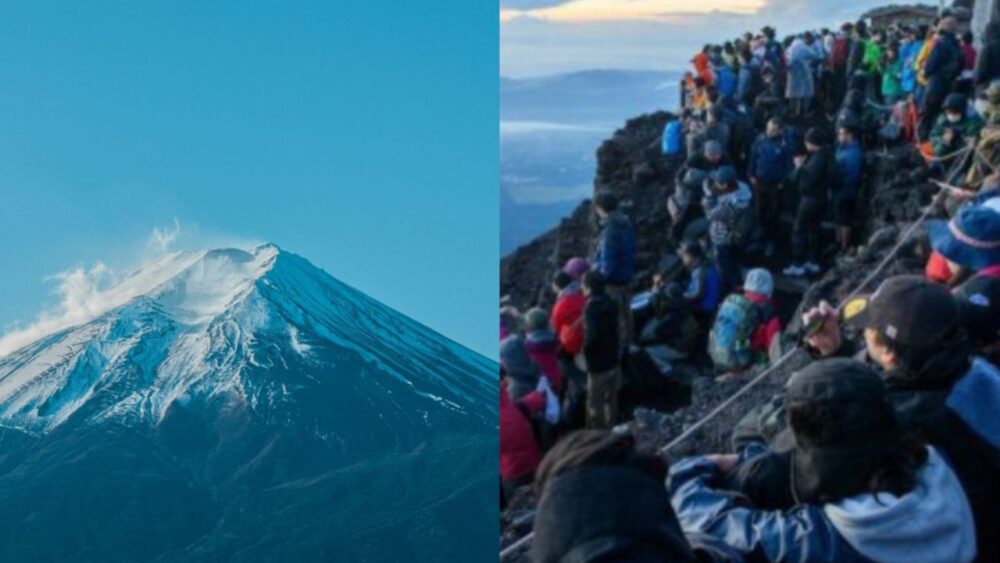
left=715, top=244, right=742, bottom=293
left=755, top=181, right=782, bottom=243
left=792, top=196, right=824, bottom=263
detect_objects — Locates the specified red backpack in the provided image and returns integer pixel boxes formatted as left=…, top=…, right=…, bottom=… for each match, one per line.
left=832, top=37, right=850, bottom=70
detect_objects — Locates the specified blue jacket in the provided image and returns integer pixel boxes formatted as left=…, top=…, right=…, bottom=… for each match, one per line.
left=669, top=447, right=977, bottom=563
left=662, top=119, right=684, bottom=156
left=835, top=140, right=863, bottom=198
left=714, top=65, right=737, bottom=98
left=900, top=39, right=923, bottom=93
left=749, top=133, right=793, bottom=184
left=593, top=210, right=636, bottom=285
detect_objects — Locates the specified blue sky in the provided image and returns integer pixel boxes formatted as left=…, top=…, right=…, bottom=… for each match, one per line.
left=501, top=0, right=892, bottom=76
left=0, top=2, right=498, bottom=359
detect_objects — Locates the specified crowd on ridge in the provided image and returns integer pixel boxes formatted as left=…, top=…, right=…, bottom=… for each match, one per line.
left=501, top=12, right=1000, bottom=563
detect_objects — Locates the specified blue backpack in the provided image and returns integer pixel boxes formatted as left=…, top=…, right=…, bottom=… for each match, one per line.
left=716, top=67, right=737, bottom=98
left=662, top=120, right=684, bottom=156
left=709, top=294, right=759, bottom=371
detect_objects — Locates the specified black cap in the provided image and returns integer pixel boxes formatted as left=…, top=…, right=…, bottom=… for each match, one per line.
left=842, top=275, right=959, bottom=347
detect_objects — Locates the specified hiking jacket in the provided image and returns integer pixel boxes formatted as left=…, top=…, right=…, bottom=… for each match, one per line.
left=499, top=383, right=543, bottom=481
left=737, top=59, right=761, bottom=105
left=593, top=210, right=636, bottom=286
left=670, top=447, right=976, bottom=563
left=749, top=132, right=793, bottom=184
left=714, top=64, right=737, bottom=98
left=963, top=43, right=977, bottom=71
left=901, top=39, right=923, bottom=93
left=835, top=140, right=863, bottom=199
left=684, top=262, right=722, bottom=313
left=847, top=36, right=866, bottom=77
left=525, top=329, right=564, bottom=393
left=704, top=182, right=752, bottom=247
left=793, top=146, right=835, bottom=201
left=881, top=59, right=904, bottom=99
left=551, top=284, right=586, bottom=355
left=976, top=33, right=1000, bottom=89
left=930, top=113, right=984, bottom=156
left=583, top=294, right=619, bottom=372
left=924, top=32, right=963, bottom=106
left=693, top=52, right=714, bottom=85
left=786, top=39, right=817, bottom=99
left=861, top=40, right=883, bottom=73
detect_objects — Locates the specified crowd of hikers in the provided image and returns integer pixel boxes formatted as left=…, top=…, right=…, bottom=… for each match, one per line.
left=501, top=12, right=1000, bottom=563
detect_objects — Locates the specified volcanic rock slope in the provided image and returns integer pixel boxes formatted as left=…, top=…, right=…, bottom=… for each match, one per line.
left=0, top=244, right=497, bottom=562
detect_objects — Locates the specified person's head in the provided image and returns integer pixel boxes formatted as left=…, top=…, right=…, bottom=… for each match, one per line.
left=525, top=307, right=550, bottom=332
left=563, top=256, right=591, bottom=281
left=786, top=359, right=927, bottom=503
left=762, top=26, right=775, bottom=40
left=928, top=206, right=1000, bottom=274
left=837, top=124, right=857, bottom=145
left=552, top=270, right=573, bottom=293
left=854, top=20, right=868, bottom=38
left=678, top=241, right=704, bottom=268
left=710, top=165, right=738, bottom=193
left=886, top=46, right=898, bottom=61
left=804, top=127, right=827, bottom=152
left=843, top=276, right=965, bottom=373
left=766, top=117, right=783, bottom=138
left=841, top=22, right=854, bottom=35
left=703, top=139, right=724, bottom=163
left=962, top=30, right=974, bottom=45
left=804, top=31, right=814, bottom=45
left=500, top=306, right=522, bottom=336
left=744, top=268, right=774, bottom=298
left=943, top=93, right=967, bottom=122
left=594, top=191, right=618, bottom=219
left=738, top=48, right=752, bottom=64
left=582, top=271, right=606, bottom=297
left=532, top=430, right=696, bottom=563
left=939, top=16, right=958, bottom=35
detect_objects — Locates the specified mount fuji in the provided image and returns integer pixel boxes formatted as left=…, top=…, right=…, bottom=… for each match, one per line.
left=0, top=244, right=498, bottom=562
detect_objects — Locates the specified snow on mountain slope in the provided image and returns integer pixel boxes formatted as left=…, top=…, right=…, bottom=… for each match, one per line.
left=0, top=244, right=495, bottom=435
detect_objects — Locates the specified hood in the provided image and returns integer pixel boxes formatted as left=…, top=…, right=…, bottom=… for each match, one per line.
left=720, top=182, right=752, bottom=209
left=533, top=466, right=695, bottom=563
left=824, top=447, right=976, bottom=563
left=946, top=357, right=1000, bottom=451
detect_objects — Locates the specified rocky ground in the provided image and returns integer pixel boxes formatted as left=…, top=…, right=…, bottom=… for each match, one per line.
left=499, top=110, right=945, bottom=559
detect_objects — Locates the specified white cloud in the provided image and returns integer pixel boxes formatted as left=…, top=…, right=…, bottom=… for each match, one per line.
left=148, top=217, right=181, bottom=253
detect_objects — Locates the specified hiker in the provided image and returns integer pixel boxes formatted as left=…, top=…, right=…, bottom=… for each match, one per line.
left=672, top=358, right=977, bottom=563
left=692, top=46, right=715, bottom=86
left=592, top=192, right=636, bottom=346
left=708, top=268, right=780, bottom=377
left=532, top=431, right=739, bottom=563
left=712, top=55, right=738, bottom=100
left=679, top=241, right=721, bottom=321
left=639, top=278, right=700, bottom=359
left=551, top=270, right=585, bottom=357
left=828, top=24, right=853, bottom=110
left=976, top=22, right=1000, bottom=94
left=784, top=128, right=834, bottom=278
left=846, top=20, right=868, bottom=80
left=661, top=116, right=685, bottom=158
left=581, top=272, right=621, bottom=430
left=786, top=36, right=818, bottom=117
left=499, top=380, right=544, bottom=507
left=703, top=165, right=753, bottom=293
left=929, top=93, right=984, bottom=171
left=834, top=124, right=862, bottom=251
left=920, top=17, right=963, bottom=140
left=562, top=256, right=590, bottom=281
left=737, top=48, right=763, bottom=108
left=959, top=30, right=977, bottom=96
left=900, top=25, right=924, bottom=97
left=798, top=276, right=1000, bottom=561
left=500, top=305, right=521, bottom=342
left=500, top=332, right=541, bottom=401
left=524, top=308, right=564, bottom=394
left=748, top=116, right=794, bottom=253
left=880, top=44, right=904, bottom=105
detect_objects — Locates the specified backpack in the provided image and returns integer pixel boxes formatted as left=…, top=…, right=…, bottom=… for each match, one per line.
left=832, top=37, right=850, bottom=70
left=663, top=120, right=684, bottom=156
left=709, top=294, right=760, bottom=371
left=716, top=67, right=738, bottom=98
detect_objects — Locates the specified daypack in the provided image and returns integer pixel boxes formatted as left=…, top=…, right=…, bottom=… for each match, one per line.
left=715, top=66, right=738, bottom=98
left=709, top=294, right=759, bottom=371
left=662, top=119, right=684, bottom=156
left=832, top=37, right=850, bottom=70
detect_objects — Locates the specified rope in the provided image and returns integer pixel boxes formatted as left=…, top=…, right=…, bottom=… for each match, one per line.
left=499, top=187, right=950, bottom=562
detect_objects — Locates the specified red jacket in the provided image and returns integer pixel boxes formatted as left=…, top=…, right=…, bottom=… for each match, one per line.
left=500, top=384, right=543, bottom=481
left=525, top=332, right=564, bottom=393
left=746, top=292, right=782, bottom=355
left=551, top=289, right=586, bottom=355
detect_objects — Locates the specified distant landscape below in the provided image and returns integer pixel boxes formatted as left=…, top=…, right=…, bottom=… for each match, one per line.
left=500, top=69, right=679, bottom=256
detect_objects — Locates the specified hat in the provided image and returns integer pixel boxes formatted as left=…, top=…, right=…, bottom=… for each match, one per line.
left=943, top=92, right=967, bottom=113
left=709, top=165, right=738, bottom=184
left=563, top=257, right=591, bottom=280
left=843, top=275, right=959, bottom=346
left=956, top=275, right=1000, bottom=345
left=804, top=127, right=828, bottom=147
left=928, top=206, right=1000, bottom=271
left=682, top=168, right=708, bottom=188
left=703, top=140, right=724, bottom=158
left=786, top=359, right=901, bottom=503
left=525, top=307, right=550, bottom=331
left=744, top=268, right=774, bottom=297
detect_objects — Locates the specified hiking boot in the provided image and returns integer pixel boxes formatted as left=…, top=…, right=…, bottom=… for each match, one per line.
left=783, top=264, right=806, bottom=277
left=804, top=262, right=822, bottom=276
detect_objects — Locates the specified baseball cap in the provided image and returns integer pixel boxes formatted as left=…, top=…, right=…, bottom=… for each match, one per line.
left=842, top=275, right=959, bottom=346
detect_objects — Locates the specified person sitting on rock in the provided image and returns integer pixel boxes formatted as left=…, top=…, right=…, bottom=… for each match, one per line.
left=703, top=165, right=753, bottom=293
left=524, top=307, right=564, bottom=395
left=743, top=268, right=782, bottom=360
left=929, top=93, right=983, bottom=171
left=707, top=268, right=779, bottom=379
left=639, top=278, right=700, bottom=360
left=532, top=430, right=739, bottom=563
left=679, top=241, right=721, bottom=322
left=672, top=358, right=977, bottom=563
left=783, top=127, right=834, bottom=278
left=592, top=192, right=636, bottom=345
left=500, top=331, right=541, bottom=401
left=581, top=272, right=621, bottom=430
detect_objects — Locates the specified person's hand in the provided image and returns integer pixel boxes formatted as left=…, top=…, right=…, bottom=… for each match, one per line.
left=706, top=454, right=739, bottom=473
left=802, top=300, right=842, bottom=357
left=794, top=155, right=806, bottom=168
